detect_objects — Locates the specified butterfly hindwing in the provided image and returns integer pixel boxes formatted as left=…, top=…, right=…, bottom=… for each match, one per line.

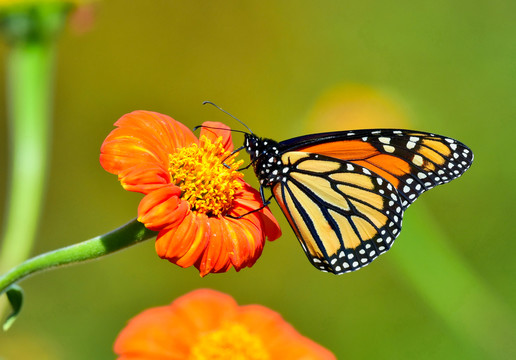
left=272, top=152, right=404, bottom=274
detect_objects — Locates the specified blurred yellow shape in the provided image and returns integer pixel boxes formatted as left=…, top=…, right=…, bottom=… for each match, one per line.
left=306, top=84, right=411, bottom=132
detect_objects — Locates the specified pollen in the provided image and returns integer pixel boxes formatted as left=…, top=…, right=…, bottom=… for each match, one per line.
left=168, top=135, right=243, bottom=216
left=189, top=322, right=270, bottom=360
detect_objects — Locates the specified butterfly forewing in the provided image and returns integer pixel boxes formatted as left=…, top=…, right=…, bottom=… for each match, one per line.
left=280, top=129, right=474, bottom=209
left=272, top=152, right=404, bottom=274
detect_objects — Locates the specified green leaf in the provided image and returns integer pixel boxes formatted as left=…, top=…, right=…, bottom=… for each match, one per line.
left=2, top=284, right=23, bottom=331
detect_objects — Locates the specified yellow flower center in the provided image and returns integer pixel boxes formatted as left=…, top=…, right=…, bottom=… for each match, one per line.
left=168, top=135, right=243, bottom=216
left=189, top=322, right=270, bottom=360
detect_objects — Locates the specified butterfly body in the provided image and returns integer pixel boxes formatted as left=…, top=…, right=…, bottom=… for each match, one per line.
left=243, top=129, right=473, bottom=274
left=244, top=135, right=285, bottom=187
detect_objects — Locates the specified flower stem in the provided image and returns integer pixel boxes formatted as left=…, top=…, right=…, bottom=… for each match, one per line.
left=0, top=2, right=71, bottom=274
left=0, top=36, right=55, bottom=274
left=0, top=219, right=156, bottom=295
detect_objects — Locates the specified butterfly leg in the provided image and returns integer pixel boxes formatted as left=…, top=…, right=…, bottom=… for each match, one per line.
left=237, top=160, right=256, bottom=171
left=220, top=145, right=246, bottom=169
left=226, top=191, right=274, bottom=219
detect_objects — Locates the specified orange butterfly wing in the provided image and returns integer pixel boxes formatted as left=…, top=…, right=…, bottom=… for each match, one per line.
left=284, top=130, right=473, bottom=209
left=271, top=152, right=404, bottom=273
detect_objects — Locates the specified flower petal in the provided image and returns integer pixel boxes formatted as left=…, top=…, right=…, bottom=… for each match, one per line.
left=194, top=217, right=233, bottom=276
left=100, top=111, right=198, bottom=193
left=221, top=216, right=262, bottom=270
left=236, top=305, right=336, bottom=360
left=170, top=289, right=238, bottom=332
left=117, top=163, right=170, bottom=194
left=229, top=181, right=282, bottom=242
left=114, top=290, right=238, bottom=360
left=155, top=212, right=210, bottom=269
left=156, top=213, right=264, bottom=276
left=154, top=180, right=281, bottom=276
left=113, top=305, right=189, bottom=359
left=199, top=121, right=233, bottom=152
left=138, top=185, right=189, bottom=231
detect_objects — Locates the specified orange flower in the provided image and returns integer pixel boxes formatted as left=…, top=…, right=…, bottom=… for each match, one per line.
left=100, top=111, right=281, bottom=276
left=114, top=289, right=336, bottom=360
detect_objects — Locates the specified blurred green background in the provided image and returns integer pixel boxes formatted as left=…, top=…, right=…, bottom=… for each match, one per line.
left=1, top=1, right=515, bottom=359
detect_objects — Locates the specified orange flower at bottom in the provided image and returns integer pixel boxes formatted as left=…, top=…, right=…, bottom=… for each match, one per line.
left=114, top=289, right=336, bottom=360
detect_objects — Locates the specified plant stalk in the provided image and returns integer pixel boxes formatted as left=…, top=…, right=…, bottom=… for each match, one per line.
left=0, top=219, right=156, bottom=295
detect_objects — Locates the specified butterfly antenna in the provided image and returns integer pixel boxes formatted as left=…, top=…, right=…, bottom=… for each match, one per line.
left=203, top=101, right=254, bottom=135
left=192, top=124, right=248, bottom=135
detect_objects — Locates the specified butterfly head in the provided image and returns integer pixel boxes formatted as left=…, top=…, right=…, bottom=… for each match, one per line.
left=244, top=133, right=284, bottom=187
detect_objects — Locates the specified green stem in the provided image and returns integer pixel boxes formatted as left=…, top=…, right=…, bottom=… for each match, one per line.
left=0, top=219, right=157, bottom=295
left=0, top=37, right=55, bottom=274
left=0, top=1, right=73, bottom=274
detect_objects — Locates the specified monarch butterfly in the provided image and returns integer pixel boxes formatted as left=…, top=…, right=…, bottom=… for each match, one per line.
left=205, top=103, right=474, bottom=274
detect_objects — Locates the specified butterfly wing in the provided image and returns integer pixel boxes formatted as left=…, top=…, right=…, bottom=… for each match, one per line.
left=272, top=151, right=404, bottom=274
left=278, top=129, right=474, bottom=209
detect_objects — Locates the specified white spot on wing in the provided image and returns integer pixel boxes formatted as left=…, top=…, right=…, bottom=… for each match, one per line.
left=379, top=137, right=391, bottom=144
left=413, top=154, right=424, bottom=166
left=383, top=145, right=395, bottom=153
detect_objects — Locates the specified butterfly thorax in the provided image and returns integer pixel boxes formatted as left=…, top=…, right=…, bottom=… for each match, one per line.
left=244, top=134, right=286, bottom=187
